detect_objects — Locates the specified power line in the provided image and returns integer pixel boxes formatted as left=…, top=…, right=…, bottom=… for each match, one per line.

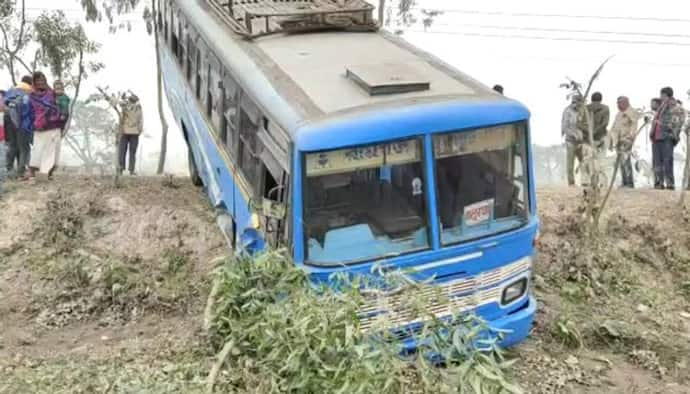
left=430, top=22, right=690, bottom=40
left=403, top=29, right=690, bottom=47
left=410, top=8, right=690, bottom=24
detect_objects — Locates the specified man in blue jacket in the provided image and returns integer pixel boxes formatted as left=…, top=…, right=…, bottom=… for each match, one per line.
left=4, top=76, right=33, bottom=179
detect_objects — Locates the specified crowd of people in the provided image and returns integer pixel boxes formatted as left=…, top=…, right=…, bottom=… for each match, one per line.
left=0, top=72, right=144, bottom=198
left=0, top=72, right=71, bottom=196
left=561, top=87, right=688, bottom=190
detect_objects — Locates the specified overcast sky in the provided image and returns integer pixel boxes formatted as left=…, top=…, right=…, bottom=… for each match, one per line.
left=8, top=0, right=690, bottom=174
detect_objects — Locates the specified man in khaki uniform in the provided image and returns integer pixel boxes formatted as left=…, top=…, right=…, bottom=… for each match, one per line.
left=117, top=94, right=144, bottom=176
left=609, top=96, right=640, bottom=188
left=562, top=94, right=586, bottom=186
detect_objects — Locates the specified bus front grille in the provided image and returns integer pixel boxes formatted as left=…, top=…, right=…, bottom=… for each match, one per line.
left=358, top=257, right=531, bottom=332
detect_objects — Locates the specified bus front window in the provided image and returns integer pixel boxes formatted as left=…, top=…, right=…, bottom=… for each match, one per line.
left=434, top=123, right=529, bottom=245
left=304, top=139, right=429, bottom=265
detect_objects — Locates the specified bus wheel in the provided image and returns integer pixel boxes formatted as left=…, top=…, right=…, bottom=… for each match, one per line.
left=188, top=147, right=203, bottom=187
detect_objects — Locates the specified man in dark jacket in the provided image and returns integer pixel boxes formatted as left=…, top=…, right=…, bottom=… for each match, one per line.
left=4, top=76, right=33, bottom=178
left=587, top=92, right=610, bottom=149
left=650, top=87, right=683, bottom=190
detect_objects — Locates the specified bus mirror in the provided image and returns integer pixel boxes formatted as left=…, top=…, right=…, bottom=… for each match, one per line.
left=262, top=198, right=286, bottom=220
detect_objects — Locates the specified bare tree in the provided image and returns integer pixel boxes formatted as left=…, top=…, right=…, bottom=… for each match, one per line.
left=561, top=57, right=614, bottom=233
left=0, top=0, right=32, bottom=84
left=148, top=0, right=169, bottom=175
left=32, top=11, right=103, bottom=136
left=680, top=116, right=690, bottom=205
left=79, top=0, right=170, bottom=175
left=534, top=145, right=566, bottom=185
left=95, top=86, right=126, bottom=185
left=63, top=101, right=117, bottom=174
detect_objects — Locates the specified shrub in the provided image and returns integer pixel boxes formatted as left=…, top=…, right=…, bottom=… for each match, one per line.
left=207, top=250, right=522, bottom=394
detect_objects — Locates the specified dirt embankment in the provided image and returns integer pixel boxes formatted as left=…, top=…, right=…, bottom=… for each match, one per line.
left=516, top=187, right=690, bottom=394
left=1, top=178, right=689, bottom=393
left=0, top=176, right=227, bottom=393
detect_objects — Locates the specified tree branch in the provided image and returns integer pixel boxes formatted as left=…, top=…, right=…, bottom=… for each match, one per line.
left=0, top=23, right=16, bottom=85
left=12, top=0, right=26, bottom=55
left=0, top=23, right=10, bottom=53
left=13, top=54, right=32, bottom=74
left=153, top=0, right=169, bottom=174
left=64, top=134, right=91, bottom=165
left=62, top=47, right=85, bottom=137
left=96, top=86, right=122, bottom=118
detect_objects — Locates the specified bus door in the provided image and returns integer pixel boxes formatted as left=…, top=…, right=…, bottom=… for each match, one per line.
left=256, top=119, right=290, bottom=248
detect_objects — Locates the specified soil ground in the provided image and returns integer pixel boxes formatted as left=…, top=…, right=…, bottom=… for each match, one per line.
left=0, top=175, right=226, bottom=393
left=1, top=176, right=689, bottom=393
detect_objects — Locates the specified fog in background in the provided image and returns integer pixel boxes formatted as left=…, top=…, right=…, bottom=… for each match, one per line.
left=6, top=0, right=689, bottom=183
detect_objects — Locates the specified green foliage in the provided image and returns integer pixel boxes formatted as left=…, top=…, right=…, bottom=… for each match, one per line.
left=59, top=257, right=92, bottom=289
left=1, top=354, right=208, bottom=394
left=207, top=250, right=522, bottom=394
left=0, top=0, right=33, bottom=82
left=42, top=191, right=84, bottom=252
left=79, top=0, right=142, bottom=32
left=680, top=281, right=690, bottom=302
left=0, top=1, right=13, bottom=19
left=550, top=318, right=584, bottom=349
left=163, top=248, right=189, bottom=275
left=102, top=259, right=133, bottom=299
left=33, top=11, right=101, bottom=81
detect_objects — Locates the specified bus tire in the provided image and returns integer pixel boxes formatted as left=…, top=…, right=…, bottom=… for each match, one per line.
left=230, top=219, right=237, bottom=250
left=188, top=147, right=203, bottom=187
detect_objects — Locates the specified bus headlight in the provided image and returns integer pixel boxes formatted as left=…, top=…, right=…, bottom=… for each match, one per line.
left=501, top=277, right=528, bottom=305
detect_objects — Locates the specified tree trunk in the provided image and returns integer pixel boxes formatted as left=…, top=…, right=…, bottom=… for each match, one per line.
left=378, top=0, right=385, bottom=25
left=62, top=48, right=85, bottom=137
left=594, top=153, right=621, bottom=228
left=679, top=134, right=690, bottom=206
left=8, top=60, right=16, bottom=86
left=154, top=0, right=169, bottom=175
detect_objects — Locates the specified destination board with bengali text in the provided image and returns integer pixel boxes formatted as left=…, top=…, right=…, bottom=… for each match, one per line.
left=306, top=139, right=420, bottom=176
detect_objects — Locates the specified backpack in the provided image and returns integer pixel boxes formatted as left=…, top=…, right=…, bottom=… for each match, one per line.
left=6, top=91, right=26, bottom=130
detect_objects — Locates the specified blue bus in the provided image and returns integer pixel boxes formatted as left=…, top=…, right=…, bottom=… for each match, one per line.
left=157, top=0, right=538, bottom=347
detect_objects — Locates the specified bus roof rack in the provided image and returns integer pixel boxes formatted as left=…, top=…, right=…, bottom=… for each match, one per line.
left=207, top=0, right=378, bottom=39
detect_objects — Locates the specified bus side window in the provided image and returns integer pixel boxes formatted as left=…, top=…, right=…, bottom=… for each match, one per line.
left=222, top=75, right=240, bottom=158
left=162, top=1, right=169, bottom=43
left=195, top=48, right=202, bottom=100
left=186, top=28, right=195, bottom=82
left=206, top=63, right=213, bottom=118
left=238, top=93, right=261, bottom=188
left=177, top=17, right=186, bottom=69
left=208, top=55, right=223, bottom=132
left=170, top=8, right=178, bottom=57
left=157, top=3, right=163, bottom=34
left=196, top=39, right=209, bottom=102
left=199, top=43, right=211, bottom=115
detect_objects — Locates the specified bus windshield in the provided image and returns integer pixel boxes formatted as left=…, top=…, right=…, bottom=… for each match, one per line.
left=304, top=139, right=429, bottom=265
left=434, top=123, right=529, bottom=245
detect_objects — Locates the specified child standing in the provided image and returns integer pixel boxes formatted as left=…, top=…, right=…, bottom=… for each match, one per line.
left=50, top=81, right=71, bottom=178
left=53, top=81, right=71, bottom=132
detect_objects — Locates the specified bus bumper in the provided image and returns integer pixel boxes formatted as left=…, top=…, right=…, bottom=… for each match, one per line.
left=490, top=295, right=537, bottom=348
